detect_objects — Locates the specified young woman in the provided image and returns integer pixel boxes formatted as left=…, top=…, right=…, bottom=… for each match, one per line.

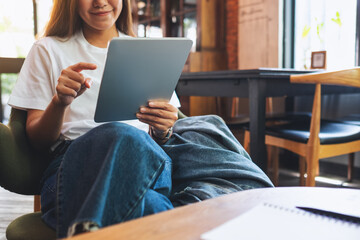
left=9, top=0, right=273, bottom=238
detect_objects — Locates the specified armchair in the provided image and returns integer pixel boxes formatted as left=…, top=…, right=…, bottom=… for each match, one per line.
left=1, top=109, right=56, bottom=240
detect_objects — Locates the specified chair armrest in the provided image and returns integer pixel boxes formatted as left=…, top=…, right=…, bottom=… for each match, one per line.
left=0, top=109, right=48, bottom=195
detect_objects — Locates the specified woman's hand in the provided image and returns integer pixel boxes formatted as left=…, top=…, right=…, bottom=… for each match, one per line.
left=54, top=62, right=97, bottom=107
left=136, top=100, right=178, bottom=143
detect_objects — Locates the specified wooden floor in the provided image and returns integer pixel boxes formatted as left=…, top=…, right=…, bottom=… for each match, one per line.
left=0, top=187, right=33, bottom=240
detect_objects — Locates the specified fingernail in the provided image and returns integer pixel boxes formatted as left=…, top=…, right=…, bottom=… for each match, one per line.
left=85, top=79, right=92, bottom=88
left=149, top=102, right=154, bottom=107
left=140, top=107, right=146, bottom=113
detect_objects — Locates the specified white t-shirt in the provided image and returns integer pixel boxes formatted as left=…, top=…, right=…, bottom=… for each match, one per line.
left=8, top=30, right=181, bottom=140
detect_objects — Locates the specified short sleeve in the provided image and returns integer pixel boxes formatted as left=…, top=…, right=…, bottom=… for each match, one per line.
left=8, top=42, right=55, bottom=111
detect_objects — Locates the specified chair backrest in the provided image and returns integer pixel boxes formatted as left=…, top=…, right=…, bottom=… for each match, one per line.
left=0, top=57, right=25, bottom=122
left=0, top=57, right=25, bottom=73
left=290, top=68, right=360, bottom=88
left=0, top=108, right=49, bottom=195
left=290, top=68, right=360, bottom=150
left=0, top=57, right=48, bottom=195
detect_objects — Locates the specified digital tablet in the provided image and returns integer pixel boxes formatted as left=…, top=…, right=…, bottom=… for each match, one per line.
left=94, top=37, right=192, bottom=122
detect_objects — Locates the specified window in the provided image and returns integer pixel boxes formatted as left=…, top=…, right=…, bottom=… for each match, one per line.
left=170, top=0, right=197, bottom=51
left=36, top=0, right=53, bottom=37
left=134, top=0, right=163, bottom=37
left=293, top=0, right=357, bottom=69
left=133, top=0, right=198, bottom=51
left=0, top=0, right=34, bottom=58
left=0, top=0, right=53, bottom=122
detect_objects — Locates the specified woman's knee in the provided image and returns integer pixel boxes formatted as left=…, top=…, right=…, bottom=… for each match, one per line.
left=93, top=122, right=149, bottom=143
left=143, top=189, right=173, bottom=216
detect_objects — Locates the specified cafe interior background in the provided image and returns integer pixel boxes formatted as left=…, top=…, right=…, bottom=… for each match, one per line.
left=1, top=0, right=360, bottom=237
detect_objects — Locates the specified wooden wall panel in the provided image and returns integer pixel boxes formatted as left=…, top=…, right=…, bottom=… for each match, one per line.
left=238, top=0, right=279, bottom=69
left=201, top=0, right=217, bottom=49
left=226, top=0, right=239, bottom=70
left=232, top=0, right=282, bottom=117
left=189, top=51, right=227, bottom=116
left=188, top=0, right=227, bottom=116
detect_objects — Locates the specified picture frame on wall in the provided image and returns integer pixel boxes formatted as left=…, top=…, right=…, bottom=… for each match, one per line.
left=311, top=51, right=327, bottom=69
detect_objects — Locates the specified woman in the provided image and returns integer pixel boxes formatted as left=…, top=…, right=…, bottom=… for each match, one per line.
left=9, top=0, right=273, bottom=238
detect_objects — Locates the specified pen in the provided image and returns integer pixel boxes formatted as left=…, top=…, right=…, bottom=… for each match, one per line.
left=296, top=206, right=360, bottom=224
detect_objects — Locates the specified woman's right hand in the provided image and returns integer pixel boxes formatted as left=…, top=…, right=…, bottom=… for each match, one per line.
left=54, top=62, right=97, bottom=106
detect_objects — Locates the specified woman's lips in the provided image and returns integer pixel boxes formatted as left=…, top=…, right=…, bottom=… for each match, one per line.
left=90, top=10, right=112, bottom=16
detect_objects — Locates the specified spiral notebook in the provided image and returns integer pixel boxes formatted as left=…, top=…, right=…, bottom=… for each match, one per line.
left=201, top=203, right=360, bottom=240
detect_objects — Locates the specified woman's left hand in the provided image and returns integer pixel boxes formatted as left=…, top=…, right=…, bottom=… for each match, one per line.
left=136, top=100, right=178, bottom=143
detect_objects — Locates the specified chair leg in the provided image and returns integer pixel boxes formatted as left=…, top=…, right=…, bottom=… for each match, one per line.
left=315, top=160, right=320, bottom=176
left=305, top=155, right=318, bottom=187
left=267, top=146, right=279, bottom=186
left=299, top=156, right=306, bottom=186
left=231, top=97, right=239, bottom=117
left=34, top=195, right=41, bottom=212
left=347, top=153, right=355, bottom=182
left=267, top=145, right=272, bottom=175
left=243, top=130, right=250, bottom=154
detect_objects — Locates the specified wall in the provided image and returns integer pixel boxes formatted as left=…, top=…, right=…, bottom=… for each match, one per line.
left=226, top=0, right=239, bottom=70
left=189, top=0, right=282, bottom=117
left=238, top=0, right=279, bottom=69
left=188, top=0, right=228, bottom=117
left=229, top=0, right=284, bottom=117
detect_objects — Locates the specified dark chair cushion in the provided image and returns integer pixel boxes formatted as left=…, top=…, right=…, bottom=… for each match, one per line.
left=265, top=112, right=312, bottom=122
left=240, top=112, right=312, bottom=130
left=336, top=114, right=360, bottom=126
left=6, top=212, right=56, bottom=240
left=266, top=119, right=360, bottom=145
left=0, top=109, right=49, bottom=195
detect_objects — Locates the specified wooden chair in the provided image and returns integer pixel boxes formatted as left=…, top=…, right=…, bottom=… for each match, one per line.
left=335, top=113, right=360, bottom=182
left=244, top=68, right=360, bottom=186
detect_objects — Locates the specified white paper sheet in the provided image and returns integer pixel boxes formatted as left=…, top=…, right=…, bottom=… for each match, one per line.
left=201, top=203, right=360, bottom=240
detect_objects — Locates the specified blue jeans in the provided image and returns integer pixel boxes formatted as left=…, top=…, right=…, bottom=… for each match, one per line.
left=163, top=115, right=273, bottom=206
left=41, top=122, right=173, bottom=238
left=41, top=116, right=273, bottom=238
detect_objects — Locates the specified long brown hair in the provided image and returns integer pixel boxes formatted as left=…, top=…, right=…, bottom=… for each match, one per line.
left=44, top=0, right=135, bottom=38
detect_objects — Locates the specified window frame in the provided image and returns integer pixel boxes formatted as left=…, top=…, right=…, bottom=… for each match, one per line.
left=282, top=0, right=295, bottom=68
left=355, top=0, right=360, bottom=65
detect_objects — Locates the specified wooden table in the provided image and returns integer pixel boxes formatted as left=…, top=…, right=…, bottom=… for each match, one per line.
left=67, top=187, right=360, bottom=240
left=176, top=68, right=360, bottom=171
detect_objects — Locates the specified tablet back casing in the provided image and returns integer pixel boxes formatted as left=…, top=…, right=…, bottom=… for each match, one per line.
left=94, top=38, right=192, bottom=122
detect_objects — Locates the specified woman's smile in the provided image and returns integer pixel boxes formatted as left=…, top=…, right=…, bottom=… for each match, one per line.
left=90, top=10, right=113, bottom=17
left=78, top=0, right=123, bottom=31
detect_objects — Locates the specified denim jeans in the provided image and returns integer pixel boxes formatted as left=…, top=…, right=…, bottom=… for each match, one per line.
left=163, top=115, right=273, bottom=206
left=41, top=116, right=273, bottom=238
left=41, top=122, right=173, bottom=238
